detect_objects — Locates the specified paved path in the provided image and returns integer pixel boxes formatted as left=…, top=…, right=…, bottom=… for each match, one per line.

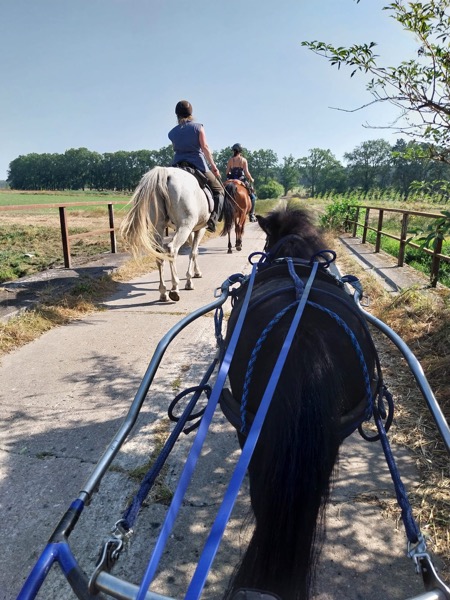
left=1, top=224, right=430, bottom=599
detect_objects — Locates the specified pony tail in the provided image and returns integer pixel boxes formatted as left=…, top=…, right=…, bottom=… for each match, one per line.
left=120, top=167, right=169, bottom=259
left=226, top=333, right=342, bottom=600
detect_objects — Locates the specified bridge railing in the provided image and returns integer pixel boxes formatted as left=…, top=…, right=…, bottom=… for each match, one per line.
left=345, top=205, right=450, bottom=287
left=0, top=201, right=125, bottom=269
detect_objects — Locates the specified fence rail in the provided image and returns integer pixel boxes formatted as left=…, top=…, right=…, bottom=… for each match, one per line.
left=0, top=201, right=124, bottom=268
left=345, top=205, right=450, bottom=287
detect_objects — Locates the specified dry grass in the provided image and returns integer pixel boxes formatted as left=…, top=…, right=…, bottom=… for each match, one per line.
left=0, top=255, right=158, bottom=357
left=0, top=275, right=114, bottom=355
left=334, top=237, right=450, bottom=576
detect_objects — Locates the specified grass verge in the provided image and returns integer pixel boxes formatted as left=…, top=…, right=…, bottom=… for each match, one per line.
left=335, top=239, right=450, bottom=577
left=0, top=255, right=158, bottom=357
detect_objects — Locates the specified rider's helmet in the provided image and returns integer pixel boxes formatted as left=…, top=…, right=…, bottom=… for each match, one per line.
left=232, top=143, right=242, bottom=152
left=175, top=100, right=193, bottom=118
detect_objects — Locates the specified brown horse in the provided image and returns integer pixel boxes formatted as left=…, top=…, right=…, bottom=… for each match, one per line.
left=222, top=180, right=252, bottom=253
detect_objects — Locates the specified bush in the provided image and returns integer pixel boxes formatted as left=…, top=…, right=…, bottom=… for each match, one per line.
left=257, top=180, right=284, bottom=200
left=320, top=195, right=360, bottom=230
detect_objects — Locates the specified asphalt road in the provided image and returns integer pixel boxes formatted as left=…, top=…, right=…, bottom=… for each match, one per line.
left=0, top=223, right=436, bottom=600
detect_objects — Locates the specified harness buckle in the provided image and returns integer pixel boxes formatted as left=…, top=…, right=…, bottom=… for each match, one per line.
left=88, top=520, right=133, bottom=592
left=408, top=535, right=428, bottom=568
left=409, top=548, right=450, bottom=596
left=88, top=538, right=124, bottom=592
left=112, top=518, right=134, bottom=544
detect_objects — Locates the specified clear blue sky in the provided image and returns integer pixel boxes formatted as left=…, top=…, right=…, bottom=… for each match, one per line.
left=1, top=0, right=418, bottom=181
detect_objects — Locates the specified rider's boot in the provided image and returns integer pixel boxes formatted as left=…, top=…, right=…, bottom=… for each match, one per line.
left=249, top=193, right=257, bottom=222
left=206, top=193, right=224, bottom=232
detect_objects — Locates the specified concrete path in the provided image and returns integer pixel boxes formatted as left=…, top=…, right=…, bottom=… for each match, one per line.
left=0, top=224, right=429, bottom=599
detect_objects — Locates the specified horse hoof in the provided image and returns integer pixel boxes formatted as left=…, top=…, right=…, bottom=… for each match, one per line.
left=227, top=249, right=233, bottom=254
left=193, top=273, right=202, bottom=279
left=185, top=282, right=194, bottom=291
left=160, top=295, right=169, bottom=302
left=236, top=246, right=242, bottom=251
left=169, top=291, right=180, bottom=301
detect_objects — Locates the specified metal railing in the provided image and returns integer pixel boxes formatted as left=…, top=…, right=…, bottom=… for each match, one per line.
left=345, top=205, right=450, bottom=287
left=0, top=201, right=124, bottom=268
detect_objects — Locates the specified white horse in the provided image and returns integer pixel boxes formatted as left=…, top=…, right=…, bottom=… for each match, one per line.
left=121, top=166, right=231, bottom=302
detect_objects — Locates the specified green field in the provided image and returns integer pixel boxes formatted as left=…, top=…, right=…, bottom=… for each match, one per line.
left=0, top=189, right=131, bottom=211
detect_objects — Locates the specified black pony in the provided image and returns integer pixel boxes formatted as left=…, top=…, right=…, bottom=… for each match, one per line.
left=221, top=206, right=380, bottom=600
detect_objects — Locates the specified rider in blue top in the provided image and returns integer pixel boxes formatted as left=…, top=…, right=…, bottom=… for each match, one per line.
left=168, top=100, right=223, bottom=232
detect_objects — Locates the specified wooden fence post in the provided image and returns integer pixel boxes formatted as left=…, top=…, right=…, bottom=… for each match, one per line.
left=59, top=207, right=71, bottom=268
left=430, top=236, right=443, bottom=288
left=398, top=213, right=409, bottom=267
left=352, top=207, right=360, bottom=238
left=362, top=208, right=370, bottom=244
left=108, top=203, right=117, bottom=254
left=375, top=209, right=384, bottom=253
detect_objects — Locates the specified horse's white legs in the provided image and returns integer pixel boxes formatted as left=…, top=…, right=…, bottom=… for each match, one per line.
left=165, top=247, right=181, bottom=301
left=165, top=224, right=196, bottom=300
left=156, top=257, right=169, bottom=302
left=185, top=229, right=205, bottom=289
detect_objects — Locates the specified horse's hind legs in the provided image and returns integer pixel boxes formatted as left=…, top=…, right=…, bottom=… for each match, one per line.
left=185, top=232, right=203, bottom=289
left=156, top=258, right=169, bottom=302
left=185, top=252, right=202, bottom=290
left=227, top=233, right=233, bottom=254
left=160, top=243, right=180, bottom=301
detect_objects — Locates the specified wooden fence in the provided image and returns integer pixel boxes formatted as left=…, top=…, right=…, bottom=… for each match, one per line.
left=0, top=201, right=124, bottom=269
left=345, top=205, right=450, bottom=287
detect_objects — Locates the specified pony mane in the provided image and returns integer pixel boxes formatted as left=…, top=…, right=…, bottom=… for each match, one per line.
left=259, top=205, right=325, bottom=260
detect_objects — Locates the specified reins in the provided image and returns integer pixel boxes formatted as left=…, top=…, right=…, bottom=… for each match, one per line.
left=226, top=239, right=431, bottom=570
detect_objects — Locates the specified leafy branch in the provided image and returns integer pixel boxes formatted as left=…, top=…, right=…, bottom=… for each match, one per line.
left=301, top=1, right=450, bottom=163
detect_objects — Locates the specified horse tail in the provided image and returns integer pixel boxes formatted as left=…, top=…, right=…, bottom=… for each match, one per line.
left=220, top=182, right=238, bottom=237
left=227, top=332, right=342, bottom=600
left=120, top=166, right=169, bottom=260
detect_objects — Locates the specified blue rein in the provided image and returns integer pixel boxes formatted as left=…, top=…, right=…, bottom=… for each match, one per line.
left=186, top=260, right=320, bottom=598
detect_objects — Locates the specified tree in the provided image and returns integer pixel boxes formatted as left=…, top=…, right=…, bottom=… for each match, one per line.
left=248, top=149, right=279, bottom=187
left=213, top=146, right=234, bottom=178
left=155, top=145, right=174, bottom=167
left=344, top=139, right=393, bottom=193
left=391, top=139, right=429, bottom=197
left=62, top=148, right=100, bottom=190
left=278, top=155, right=301, bottom=195
left=302, top=1, right=450, bottom=163
left=299, top=148, right=346, bottom=196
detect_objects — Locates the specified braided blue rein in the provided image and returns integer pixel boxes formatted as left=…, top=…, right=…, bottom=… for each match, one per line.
left=185, top=260, right=320, bottom=599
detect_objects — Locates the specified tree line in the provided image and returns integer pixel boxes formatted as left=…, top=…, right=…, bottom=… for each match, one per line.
left=6, top=139, right=450, bottom=202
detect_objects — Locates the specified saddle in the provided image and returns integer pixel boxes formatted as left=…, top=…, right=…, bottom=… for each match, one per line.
left=174, top=162, right=214, bottom=212
left=227, top=176, right=253, bottom=196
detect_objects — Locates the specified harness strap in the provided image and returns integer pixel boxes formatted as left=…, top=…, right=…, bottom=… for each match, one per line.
left=135, top=263, right=259, bottom=600
left=374, top=402, right=422, bottom=544
left=120, top=364, right=216, bottom=532
left=185, top=262, right=319, bottom=599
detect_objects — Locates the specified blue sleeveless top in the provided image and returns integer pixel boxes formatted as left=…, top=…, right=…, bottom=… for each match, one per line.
left=168, top=121, right=208, bottom=172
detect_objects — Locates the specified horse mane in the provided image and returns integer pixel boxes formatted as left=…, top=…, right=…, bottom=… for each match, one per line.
left=258, top=205, right=325, bottom=260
